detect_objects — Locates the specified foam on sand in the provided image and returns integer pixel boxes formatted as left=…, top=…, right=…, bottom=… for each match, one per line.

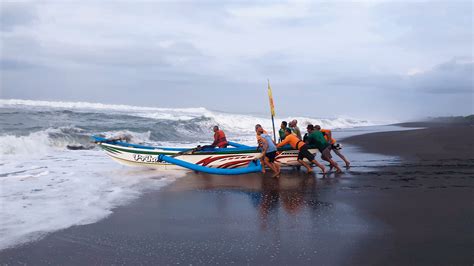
left=0, top=99, right=381, bottom=134
left=0, top=149, right=184, bottom=250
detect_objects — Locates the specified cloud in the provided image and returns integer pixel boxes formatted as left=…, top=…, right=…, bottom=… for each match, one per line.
left=0, top=59, right=39, bottom=70
left=228, top=1, right=312, bottom=21
left=0, top=2, right=37, bottom=32
left=0, top=1, right=472, bottom=119
left=325, top=57, right=473, bottom=95
left=409, top=57, right=473, bottom=94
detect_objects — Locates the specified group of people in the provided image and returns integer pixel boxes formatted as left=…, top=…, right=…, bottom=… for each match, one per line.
left=209, top=120, right=351, bottom=177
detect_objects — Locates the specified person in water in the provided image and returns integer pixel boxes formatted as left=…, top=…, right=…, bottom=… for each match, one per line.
left=256, top=125, right=280, bottom=177
left=306, top=125, right=342, bottom=173
left=289, top=120, right=302, bottom=140
left=277, top=128, right=326, bottom=174
left=211, top=126, right=228, bottom=148
left=315, top=125, right=350, bottom=168
left=278, top=121, right=288, bottom=143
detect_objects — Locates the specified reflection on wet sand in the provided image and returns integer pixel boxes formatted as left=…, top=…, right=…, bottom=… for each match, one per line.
left=167, top=171, right=334, bottom=230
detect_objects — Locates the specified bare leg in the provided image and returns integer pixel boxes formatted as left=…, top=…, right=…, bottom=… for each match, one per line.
left=260, top=158, right=266, bottom=173
left=274, top=162, right=281, bottom=173
left=298, top=159, right=315, bottom=173
left=311, top=159, right=326, bottom=173
left=328, top=158, right=342, bottom=173
left=270, top=162, right=280, bottom=178
left=264, top=157, right=278, bottom=174
left=321, top=157, right=333, bottom=170
left=274, top=162, right=281, bottom=177
left=334, top=149, right=350, bottom=168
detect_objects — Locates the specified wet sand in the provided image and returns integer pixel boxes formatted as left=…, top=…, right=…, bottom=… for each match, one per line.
left=345, top=122, right=474, bottom=160
left=343, top=122, right=474, bottom=265
left=1, top=123, right=473, bottom=265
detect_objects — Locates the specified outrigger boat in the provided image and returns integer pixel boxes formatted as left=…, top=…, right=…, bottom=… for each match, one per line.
left=92, top=136, right=316, bottom=175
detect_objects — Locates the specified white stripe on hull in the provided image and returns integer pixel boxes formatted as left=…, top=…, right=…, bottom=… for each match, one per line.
left=100, top=143, right=317, bottom=170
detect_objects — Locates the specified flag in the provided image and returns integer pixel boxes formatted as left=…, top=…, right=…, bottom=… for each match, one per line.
left=267, top=81, right=275, bottom=117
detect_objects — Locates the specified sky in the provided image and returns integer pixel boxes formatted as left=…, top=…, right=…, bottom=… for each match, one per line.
left=0, top=0, right=472, bottom=120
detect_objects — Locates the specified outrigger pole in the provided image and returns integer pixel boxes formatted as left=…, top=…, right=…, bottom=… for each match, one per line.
left=267, top=79, right=277, bottom=142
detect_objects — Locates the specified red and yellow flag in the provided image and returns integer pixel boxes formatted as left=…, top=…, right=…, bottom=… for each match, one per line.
left=267, top=80, right=275, bottom=117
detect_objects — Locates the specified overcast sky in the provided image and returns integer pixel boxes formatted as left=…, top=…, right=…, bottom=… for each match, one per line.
left=1, top=0, right=472, bottom=120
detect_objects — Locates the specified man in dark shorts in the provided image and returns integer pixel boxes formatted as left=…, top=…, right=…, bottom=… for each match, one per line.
left=315, top=125, right=350, bottom=168
left=256, top=125, right=280, bottom=177
left=277, top=128, right=326, bottom=174
left=306, top=124, right=342, bottom=173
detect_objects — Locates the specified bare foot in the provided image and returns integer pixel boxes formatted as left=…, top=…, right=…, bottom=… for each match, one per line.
left=320, top=166, right=326, bottom=174
left=345, top=162, right=351, bottom=168
left=272, top=172, right=280, bottom=178
left=307, top=169, right=314, bottom=174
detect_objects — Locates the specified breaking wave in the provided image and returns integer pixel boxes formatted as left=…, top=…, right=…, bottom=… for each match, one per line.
left=0, top=99, right=378, bottom=133
left=0, top=98, right=389, bottom=250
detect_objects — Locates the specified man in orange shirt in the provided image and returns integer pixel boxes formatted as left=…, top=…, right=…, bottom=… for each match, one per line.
left=315, top=125, right=350, bottom=168
left=211, top=126, right=228, bottom=148
left=277, top=128, right=326, bottom=174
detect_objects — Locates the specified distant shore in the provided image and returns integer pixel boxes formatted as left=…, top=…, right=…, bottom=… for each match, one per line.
left=344, top=116, right=473, bottom=160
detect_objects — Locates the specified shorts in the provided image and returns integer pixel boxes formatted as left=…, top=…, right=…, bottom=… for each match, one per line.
left=320, top=146, right=333, bottom=161
left=265, top=151, right=277, bottom=162
left=298, top=145, right=315, bottom=161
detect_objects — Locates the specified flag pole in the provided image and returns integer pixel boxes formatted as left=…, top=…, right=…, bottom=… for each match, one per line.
left=267, top=79, right=277, bottom=142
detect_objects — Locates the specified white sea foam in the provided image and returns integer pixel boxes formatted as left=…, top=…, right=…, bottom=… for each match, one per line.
left=0, top=149, right=184, bottom=250
left=0, top=99, right=382, bottom=134
left=0, top=128, right=154, bottom=156
left=0, top=98, right=387, bottom=250
left=0, top=99, right=207, bottom=120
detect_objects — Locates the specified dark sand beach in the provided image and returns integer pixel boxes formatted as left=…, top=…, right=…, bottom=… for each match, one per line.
left=1, top=122, right=473, bottom=265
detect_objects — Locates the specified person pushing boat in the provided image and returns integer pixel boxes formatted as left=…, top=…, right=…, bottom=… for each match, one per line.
left=315, top=125, right=350, bottom=168
left=306, top=125, right=342, bottom=173
left=256, top=125, right=280, bottom=177
left=276, top=128, right=326, bottom=174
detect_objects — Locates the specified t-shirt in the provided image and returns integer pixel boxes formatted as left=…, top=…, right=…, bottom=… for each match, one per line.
left=291, top=126, right=302, bottom=140
left=278, top=128, right=286, bottom=142
left=261, top=133, right=277, bottom=153
left=307, top=131, right=330, bottom=152
left=321, top=129, right=336, bottom=144
left=276, top=134, right=305, bottom=150
left=212, top=130, right=228, bottom=148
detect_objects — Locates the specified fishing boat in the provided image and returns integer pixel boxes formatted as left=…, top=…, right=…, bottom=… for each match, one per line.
left=92, top=136, right=316, bottom=175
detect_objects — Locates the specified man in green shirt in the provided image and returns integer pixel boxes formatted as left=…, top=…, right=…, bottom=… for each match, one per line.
left=306, top=124, right=342, bottom=173
left=278, top=121, right=288, bottom=143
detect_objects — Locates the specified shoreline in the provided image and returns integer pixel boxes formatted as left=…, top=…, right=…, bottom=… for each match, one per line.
left=343, top=123, right=473, bottom=161
left=1, top=123, right=473, bottom=265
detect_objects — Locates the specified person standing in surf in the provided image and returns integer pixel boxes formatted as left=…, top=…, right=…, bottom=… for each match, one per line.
left=277, top=128, right=326, bottom=174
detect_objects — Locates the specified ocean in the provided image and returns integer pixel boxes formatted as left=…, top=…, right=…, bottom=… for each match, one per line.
left=0, top=99, right=383, bottom=250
